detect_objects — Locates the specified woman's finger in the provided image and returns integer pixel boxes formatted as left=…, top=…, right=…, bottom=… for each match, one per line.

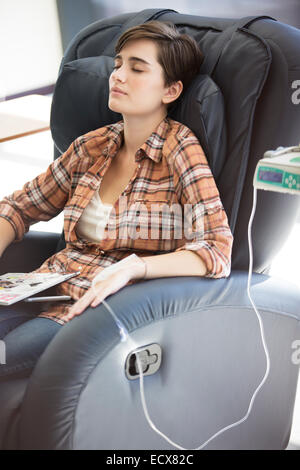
left=62, top=268, right=132, bottom=321
left=90, top=294, right=106, bottom=307
left=68, top=290, right=96, bottom=316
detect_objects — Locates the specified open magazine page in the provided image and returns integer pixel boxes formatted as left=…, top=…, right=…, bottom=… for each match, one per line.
left=0, top=272, right=79, bottom=305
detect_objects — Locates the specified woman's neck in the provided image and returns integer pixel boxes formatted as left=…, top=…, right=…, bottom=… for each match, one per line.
left=121, top=111, right=167, bottom=161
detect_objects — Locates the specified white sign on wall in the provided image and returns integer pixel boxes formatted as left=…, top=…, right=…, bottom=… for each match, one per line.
left=0, top=0, right=63, bottom=98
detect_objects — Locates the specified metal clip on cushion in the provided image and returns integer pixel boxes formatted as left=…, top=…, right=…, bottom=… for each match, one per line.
left=125, top=343, right=162, bottom=380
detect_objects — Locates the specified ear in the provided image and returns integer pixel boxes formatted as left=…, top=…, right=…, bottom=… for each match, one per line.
left=162, top=80, right=183, bottom=105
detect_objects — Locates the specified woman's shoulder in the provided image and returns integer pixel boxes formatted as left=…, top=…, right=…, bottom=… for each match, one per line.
left=165, top=117, right=202, bottom=157
left=64, top=121, right=124, bottom=167
left=74, top=121, right=124, bottom=154
left=166, top=117, right=199, bottom=143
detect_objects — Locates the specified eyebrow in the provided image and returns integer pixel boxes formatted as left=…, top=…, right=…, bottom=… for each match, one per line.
left=114, top=54, right=151, bottom=66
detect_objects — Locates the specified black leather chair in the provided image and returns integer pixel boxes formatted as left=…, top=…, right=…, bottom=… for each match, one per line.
left=1, top=9, right=300, bottom=450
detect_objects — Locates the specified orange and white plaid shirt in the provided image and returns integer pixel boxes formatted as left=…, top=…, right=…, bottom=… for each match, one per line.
left=0, top=117, right=233, bottom=324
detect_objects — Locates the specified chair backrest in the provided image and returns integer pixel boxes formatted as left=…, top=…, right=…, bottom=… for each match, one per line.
left=51, top=9, right=300, bottom=272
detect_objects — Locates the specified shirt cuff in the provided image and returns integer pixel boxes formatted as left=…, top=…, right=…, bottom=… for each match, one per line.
left=0, top=202, right=26, bottom=241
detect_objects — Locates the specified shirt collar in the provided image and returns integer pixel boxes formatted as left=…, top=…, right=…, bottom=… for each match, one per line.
left=105, top=116, right=171, bottom=163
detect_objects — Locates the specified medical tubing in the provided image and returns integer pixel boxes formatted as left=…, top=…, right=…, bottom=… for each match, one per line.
left=97, top=186, right=271, bottom=450
left=100, top=299, right=129, bottom=343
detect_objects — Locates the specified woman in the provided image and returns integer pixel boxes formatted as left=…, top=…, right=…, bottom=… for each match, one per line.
left=0, top=21, right=233, bottom=381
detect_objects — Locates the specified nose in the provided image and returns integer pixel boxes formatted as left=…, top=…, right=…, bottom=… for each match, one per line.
left=112, top=64, right=126, bottom=83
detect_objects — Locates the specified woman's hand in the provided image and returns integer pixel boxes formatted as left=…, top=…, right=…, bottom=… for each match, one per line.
left=62, top=257, right=146, bottom=322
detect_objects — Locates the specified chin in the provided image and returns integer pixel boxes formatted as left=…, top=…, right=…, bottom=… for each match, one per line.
left=108, top=98, right=123, bottom=114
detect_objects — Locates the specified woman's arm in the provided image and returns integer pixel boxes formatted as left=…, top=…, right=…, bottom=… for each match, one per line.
left=0, top=217, right=15, bottom=257
left=64, top=249, right=206, bottom=319
left=132, top=249, right=207, bottom=279
left=170, top=137, right=233, bottom=279
left=0, top=139, right=77, bottom=242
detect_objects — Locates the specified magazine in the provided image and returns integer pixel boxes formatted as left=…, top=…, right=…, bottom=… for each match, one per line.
left=0, top=271, right=80, bottom=305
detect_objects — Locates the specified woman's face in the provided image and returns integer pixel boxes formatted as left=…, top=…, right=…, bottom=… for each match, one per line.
left=109, top=39, right=179, bottom=118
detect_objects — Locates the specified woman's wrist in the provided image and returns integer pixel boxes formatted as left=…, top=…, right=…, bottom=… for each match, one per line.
left=130, top=255, right=147, bottom=280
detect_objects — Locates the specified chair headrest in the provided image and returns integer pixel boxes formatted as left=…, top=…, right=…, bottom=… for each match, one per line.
left=51, top=55, right=227, bottom=179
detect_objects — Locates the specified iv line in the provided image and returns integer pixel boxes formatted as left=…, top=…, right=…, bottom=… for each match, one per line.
left=97, top=186, right=271, bottom=450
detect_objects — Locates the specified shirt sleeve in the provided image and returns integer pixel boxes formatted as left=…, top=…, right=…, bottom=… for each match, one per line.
left=0, top=139, right=78, bottom=241
left=173, top=137, right=233, bottom=278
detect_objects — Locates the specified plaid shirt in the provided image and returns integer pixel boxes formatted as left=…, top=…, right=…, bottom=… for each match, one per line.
left=0, top=117, right=233, bottom=325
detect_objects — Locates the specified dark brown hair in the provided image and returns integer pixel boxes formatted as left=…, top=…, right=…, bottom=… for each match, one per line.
left=115, top=21, right=204, bottom=91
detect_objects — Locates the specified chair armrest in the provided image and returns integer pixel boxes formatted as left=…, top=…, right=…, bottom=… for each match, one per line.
left=18, top=271, right=300, bottom=449
left=0, top=231, right=60, bottom=274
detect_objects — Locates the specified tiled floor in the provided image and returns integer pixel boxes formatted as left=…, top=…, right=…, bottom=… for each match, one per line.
left=0, top=129, right=299, bottom=449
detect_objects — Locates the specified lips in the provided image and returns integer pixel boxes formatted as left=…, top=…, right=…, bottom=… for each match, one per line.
left=111, top=87, right=127, bottom=95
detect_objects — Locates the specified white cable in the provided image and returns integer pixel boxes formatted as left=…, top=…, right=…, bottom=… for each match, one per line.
left=100, top=185, right=271, bottom=449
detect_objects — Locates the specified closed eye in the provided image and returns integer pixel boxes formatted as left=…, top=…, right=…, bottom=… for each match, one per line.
left=113, top=65, right=144, bottom=73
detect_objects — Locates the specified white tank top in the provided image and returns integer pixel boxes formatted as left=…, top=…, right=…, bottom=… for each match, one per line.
left=76, top=190, right=113, bottom=242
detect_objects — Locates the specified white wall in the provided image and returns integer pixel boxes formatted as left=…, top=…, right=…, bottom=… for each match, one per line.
left=0, top=0, right=63, bottom=99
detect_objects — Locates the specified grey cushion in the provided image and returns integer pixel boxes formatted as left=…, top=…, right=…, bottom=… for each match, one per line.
left=51, top=56, right=121, bottom=155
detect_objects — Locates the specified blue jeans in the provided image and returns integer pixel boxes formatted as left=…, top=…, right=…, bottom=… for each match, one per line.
left=0, top=303, right=62, bottom=379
